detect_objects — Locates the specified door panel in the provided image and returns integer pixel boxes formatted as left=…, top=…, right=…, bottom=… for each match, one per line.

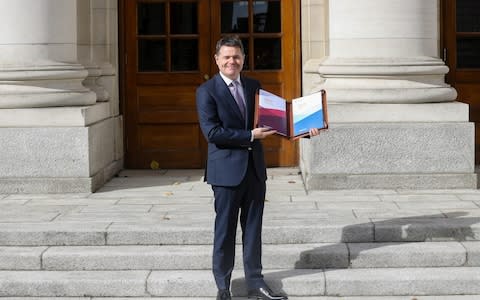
left=443, top=0, right=480, bottom=163
left=124, top=0, right=210, bottom=169
left=137, top=86, right=199, bottom=124
left=122, top=0, right=300, bottom=168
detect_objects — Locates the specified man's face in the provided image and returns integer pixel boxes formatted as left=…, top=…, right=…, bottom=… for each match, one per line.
left=215, top=45, right=244, bottom=80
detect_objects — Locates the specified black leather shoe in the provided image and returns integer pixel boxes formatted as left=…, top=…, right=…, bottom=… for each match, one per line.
left=217, top=289, right=231, bottom=300
left=247, top=286, right=288, bottom=300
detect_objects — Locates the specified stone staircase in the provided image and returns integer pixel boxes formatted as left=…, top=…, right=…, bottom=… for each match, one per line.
left=1, top=169, right=480, bottom=299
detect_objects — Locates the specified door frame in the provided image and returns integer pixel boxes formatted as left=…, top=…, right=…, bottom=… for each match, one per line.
left=119, top=0, right=127, bottom=153
left=441, top=0, right=480, bottom=163
left=118, top=0, right=302, bottom=168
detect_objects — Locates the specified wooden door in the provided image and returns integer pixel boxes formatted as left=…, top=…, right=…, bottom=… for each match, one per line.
left=123, top=0, right=210, bottom=169
left=122, top=0, right=300, bottom=169
left=442, top=0, right=480, bottom=163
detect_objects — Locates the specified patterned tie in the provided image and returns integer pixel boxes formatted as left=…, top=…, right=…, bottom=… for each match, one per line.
left=231, top=80, right=246, bottom=119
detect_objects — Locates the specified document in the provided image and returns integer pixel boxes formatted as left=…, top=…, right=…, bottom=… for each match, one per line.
left=254, top=89, right=328, bottom=139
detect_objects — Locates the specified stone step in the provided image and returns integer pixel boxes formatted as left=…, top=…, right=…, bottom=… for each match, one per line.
left=2, top=241, right=479, bottom=271
left=1, top=217, right=480, bottom=246
left=1, top=297, right=480, bottom=300
left=1, top=268, right=480, bottom=297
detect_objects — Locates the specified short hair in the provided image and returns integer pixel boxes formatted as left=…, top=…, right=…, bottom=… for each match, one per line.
left=215, top=35, right=245, bottom=55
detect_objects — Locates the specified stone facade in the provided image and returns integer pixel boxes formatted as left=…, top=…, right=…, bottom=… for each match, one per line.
left=0, top=0, right=475, bottom=192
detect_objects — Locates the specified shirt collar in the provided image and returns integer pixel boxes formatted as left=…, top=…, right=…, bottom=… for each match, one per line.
left=219, top=72, right=240, bottom=87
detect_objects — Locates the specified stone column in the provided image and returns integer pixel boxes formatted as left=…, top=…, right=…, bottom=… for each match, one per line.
left=300, top=0, right=476, bottom=189
left=92, top=0, right=123, bottom=172
left=0, top=0, right=121, bottom=193
left=319, top=0, right=456, bottom=103
left=77, top=0, right=112, bottom=103
left=0, top=0, right=96, bottom=108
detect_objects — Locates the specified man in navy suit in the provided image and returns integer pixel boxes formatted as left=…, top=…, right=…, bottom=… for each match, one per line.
left=196, top=35, right=318, bottom=300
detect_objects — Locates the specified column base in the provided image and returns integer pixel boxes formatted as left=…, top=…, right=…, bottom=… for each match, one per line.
left=0, top=159, right=123, bottom=193
left=300, top=102, right=476, bottom=190
left=303, top=173, right=477, bottom=190
left=0, top=104, right=123, bottom=193
left=0, top=63, right=96, bottom=108
left=314, top=57, right=457, bottom=104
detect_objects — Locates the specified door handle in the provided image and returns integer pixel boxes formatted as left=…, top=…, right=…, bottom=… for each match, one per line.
left=203, top=74, right=210, bottom=80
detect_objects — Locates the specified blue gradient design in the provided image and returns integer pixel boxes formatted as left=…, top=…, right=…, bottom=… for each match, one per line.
left=293, top=110, right=325, bottom=136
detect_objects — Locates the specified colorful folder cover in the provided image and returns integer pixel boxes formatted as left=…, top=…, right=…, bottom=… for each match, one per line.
left=255, top=89, right=328, bottom=139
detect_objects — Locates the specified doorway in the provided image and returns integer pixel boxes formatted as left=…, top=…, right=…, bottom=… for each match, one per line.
left=120, top=0, right=301, bottom=169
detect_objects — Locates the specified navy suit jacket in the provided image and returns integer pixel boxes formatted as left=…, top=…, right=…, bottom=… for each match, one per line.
left=196, top=74, right=267, bottom=186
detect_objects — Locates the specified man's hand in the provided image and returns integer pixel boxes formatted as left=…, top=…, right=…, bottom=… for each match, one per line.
left=309, top=128, right=320, bottom=137
left=252, top=127, right=276, bottom=139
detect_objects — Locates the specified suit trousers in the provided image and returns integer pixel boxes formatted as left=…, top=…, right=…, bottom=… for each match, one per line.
left=211, top=154, right=266, bottom=291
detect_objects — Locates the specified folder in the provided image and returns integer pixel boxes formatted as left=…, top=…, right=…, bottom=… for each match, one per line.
left=254, top=89, right=328, bottom=139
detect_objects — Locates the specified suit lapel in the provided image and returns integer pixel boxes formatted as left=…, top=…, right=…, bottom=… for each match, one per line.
left=214, top=74, right=245, bottom=122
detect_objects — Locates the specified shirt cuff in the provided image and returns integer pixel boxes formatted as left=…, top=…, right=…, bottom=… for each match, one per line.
left=250, top=130, right=254, bottom=142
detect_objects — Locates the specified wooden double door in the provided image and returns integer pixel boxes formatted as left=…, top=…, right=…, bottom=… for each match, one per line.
left=442, top=0, right=480, bottom=163
left=121, top=0, right=301, bottom=169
